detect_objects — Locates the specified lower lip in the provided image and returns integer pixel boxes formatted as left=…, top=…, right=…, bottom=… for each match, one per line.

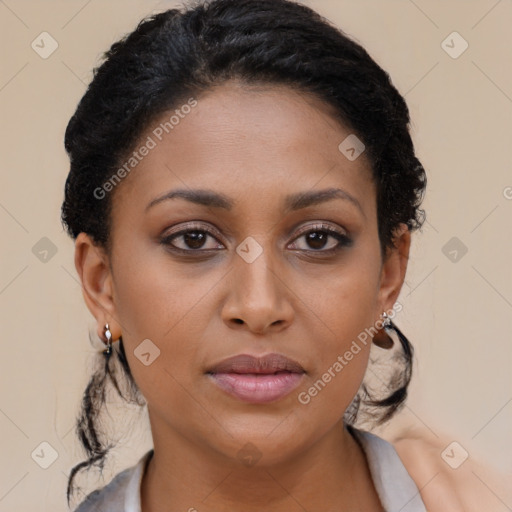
left=208, top=372, right=304, bottom=404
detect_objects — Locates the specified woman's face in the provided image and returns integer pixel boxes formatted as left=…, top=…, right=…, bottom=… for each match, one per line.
left=76, top=80, right=409, bottom=466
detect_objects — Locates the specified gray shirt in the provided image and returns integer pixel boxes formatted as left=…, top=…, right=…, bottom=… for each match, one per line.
left=74, top=427, right=427, bottom=512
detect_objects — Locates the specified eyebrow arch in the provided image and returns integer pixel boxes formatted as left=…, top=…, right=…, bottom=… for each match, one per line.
left=284, top=187, right=365, bottom=217
left=145, top=189, right=233, bottom=213
left=145, top=187, right=364, bottom=217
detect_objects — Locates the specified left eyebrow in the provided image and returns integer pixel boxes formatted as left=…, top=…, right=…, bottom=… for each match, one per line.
left=283, top=187, right=365, bottom=218
left=145, top=186, right=365, bottom=218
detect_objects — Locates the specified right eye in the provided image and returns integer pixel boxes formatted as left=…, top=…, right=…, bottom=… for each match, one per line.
left=160, top=224, right=225, bottom=253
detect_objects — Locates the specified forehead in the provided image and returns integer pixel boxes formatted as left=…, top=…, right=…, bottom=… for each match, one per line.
left=111, top=80, right=375, bottom=219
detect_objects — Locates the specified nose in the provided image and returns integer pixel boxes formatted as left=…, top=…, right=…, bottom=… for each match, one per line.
left=221, top=244, right=294, bottom=335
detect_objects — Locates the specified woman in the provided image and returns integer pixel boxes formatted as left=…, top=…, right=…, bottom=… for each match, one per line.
left=61, top=0, right=441, bottom=510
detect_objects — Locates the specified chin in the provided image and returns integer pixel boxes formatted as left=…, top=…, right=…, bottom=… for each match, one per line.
left=206, top=419, right=311, bottom=467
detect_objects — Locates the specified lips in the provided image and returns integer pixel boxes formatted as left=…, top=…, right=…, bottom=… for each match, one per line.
left=206, top=353, right=306, bottom=404
left=206, top=353, right=305, bottom=375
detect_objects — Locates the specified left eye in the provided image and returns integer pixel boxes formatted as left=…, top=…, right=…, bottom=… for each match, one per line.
left=288, top=227, right=351, bottom=252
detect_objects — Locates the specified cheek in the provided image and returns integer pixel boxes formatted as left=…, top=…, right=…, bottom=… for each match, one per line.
left=294, top=305, right=374, bottom=428
left=298, top=245, right=381, bottom=348
left=303, top=294, right=374, bottom=401
left=112, top=239, right=214, bottom=337
left=111, top=251, right=212, bottom=395
left=293, top=250, right=381, bottom=412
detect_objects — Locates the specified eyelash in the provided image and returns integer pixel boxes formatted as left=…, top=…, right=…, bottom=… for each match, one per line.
left=160, top=222, right=352, bottom=256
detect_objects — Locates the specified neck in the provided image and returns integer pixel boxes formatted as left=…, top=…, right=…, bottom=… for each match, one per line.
left=140, top=416, right=383, bottom=512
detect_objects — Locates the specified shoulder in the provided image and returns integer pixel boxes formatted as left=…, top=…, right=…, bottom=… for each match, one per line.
left=72, top=449, right=153, bottom=511
left=350, top=426, right=429, bottom=511
left=73, top=465, right=134, bottom=512
left=390, top=429, right=511, bottom=512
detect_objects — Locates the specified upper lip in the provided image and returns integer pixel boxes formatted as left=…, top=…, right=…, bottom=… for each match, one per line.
left=206, top=353, right=305, bottom=374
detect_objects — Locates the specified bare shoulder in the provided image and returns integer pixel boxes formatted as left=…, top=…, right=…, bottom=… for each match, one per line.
left=388, top=429, right=512, bottom=512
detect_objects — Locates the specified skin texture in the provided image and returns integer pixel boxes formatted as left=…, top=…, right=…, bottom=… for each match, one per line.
left=390, top=423, right=512, bottom=512
left=74, top=80, right=411, bottom=511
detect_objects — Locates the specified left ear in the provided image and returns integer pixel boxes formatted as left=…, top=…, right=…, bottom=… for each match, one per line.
left=376, top=223, right=411, bottom=315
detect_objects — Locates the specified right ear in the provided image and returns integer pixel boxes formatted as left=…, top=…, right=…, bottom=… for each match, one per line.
left=74, top=232, right=122, bottom=342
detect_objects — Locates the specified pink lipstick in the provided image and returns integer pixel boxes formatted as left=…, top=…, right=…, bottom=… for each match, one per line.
left=206, top=353, right=305, bottom=404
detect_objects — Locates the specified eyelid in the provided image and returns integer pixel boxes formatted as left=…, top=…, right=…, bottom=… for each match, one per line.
left=161, top=220, right=351, bottom=254
left=292, top=221, right=348, bottom=239
left=163, top=221, right=225, bottom=241
left=286, top=222, right=351, bottom=253
left=163, top=220, right=348, bottom=243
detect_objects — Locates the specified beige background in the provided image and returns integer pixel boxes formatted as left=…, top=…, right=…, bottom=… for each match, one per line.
left=1, top=0, right=511, bottom=510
